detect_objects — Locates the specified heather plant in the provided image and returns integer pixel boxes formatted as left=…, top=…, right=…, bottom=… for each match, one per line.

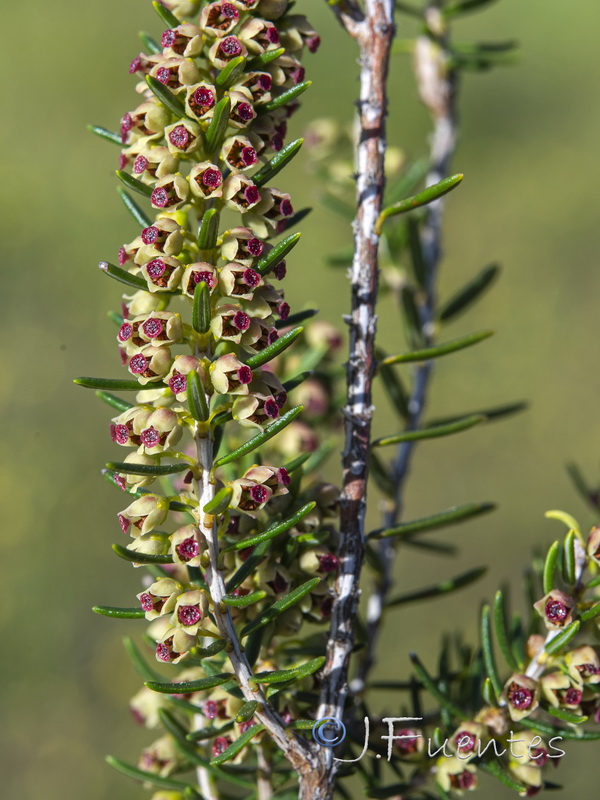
left=77, top=1, right=600, bottom=799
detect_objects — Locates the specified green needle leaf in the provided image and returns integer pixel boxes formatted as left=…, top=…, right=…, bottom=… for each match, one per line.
left=376, top=357, right=410, bottom=419
left=543, top=540, right=560, bottom=594
left=191, top=639, right=227, bottom=659
left=372, top=414, right=485, bottom=447
left=256, top=232, right=302, bottom=275
left=381, top=330, right=494, bottom=365
left=112, top=544, right=173, bottom=565
left=88, top=124, right=121, bottom=145
left=482, top=676, right=497, bottom=706
left=197, top=208, right=220, bottom=250
left=276, top=308, right=317, bottom=330
left=225, top=540, right=270, bottom=593
left=376, top=174, right=464, bottom=233
left=444, top=0, right=500, bottom=18
left=563, top=529, right=576, bottom=585
left=187, top=721, right=235, bottom=741
left=192, top=281, right=211, bottom=335
left=493, top=590, right=520, bottom=671
left=116, top=169, right=153, bottom=198
left=262, top=81, right=312, bottom=112
left=439, top=263, right=500, bottom=322
left=520, top=717, right=600, bottom=741
left=93, top=605, right=145, bottom=619
left=544, top=620, right=580, bottom=655
left=146, top=74, right=187, bottom=118
left=210, top=724, right=265, bottom=765
left=400, top=284, right=425, bottom=350
left=253, top=46, right=285, bottom=65
left=138, top=31, right=161, bottom=54
left=477, top=760, right=526, bottom=793
left=427, top=401, right=527, bottom=427
left=253, top=139, right=304, bottom=187
left=214, top=406, right=303, bottom=467
left=187, top=370, right=209, bottom=422
left=254, top=656, right=325, bottom=684
left=222, top=502, right=316, bottom=553
left=235, top=700, right=258, bottom=723
left=205, top=96, right=231, bottom=154
left=106, top=461, right=189, bottom=476
left=123, top=635, right=161, bottom=681
left=544, top=510, right=582, bottom=536
left=146, top=673, right=233, bottom=695
left=409, top=652, right=466, bottom=719
left=117, top=187, right=152, bottom=227
left=546, top=706, right=588, bottom=725
left=481, top=604, right=503, bottom=697
left=152, top=0, right=180, bottom=27
left=240, top=578, right=321, bottom=637
left=370, top=501, right=495, bottom=539
left=386, top=567, right=487, bottom=607
left=74, top=377, right=143, bottom=391
left=95, top=390, right=134, bottom=412
left=216, top=55, right=247, bottom=87
left=222, top=589, right=267, bottom=608
left=581, top=603, right=600, bottom=622
left=245, top=327, right=304, bottom=369
left=203, top=486, right=233, bottom=515
left=99, top=261, right=148, bottom=291
left=106, top=756, right=191, bottom=791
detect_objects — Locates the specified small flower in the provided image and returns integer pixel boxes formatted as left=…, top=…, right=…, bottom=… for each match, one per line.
left=436, top=756, right=477, bottom=793
left=221, top=227, right=265, bottom=264
left=587, top=525, right=600, bottom=566
left=533, top=589, right=576, bottom=630
left=138, top=735, right=182, bottom=777
left=129, top=685, right=169, bottom=728
left=181, top=262, right=219, bottom=297
left=128, top=146, right=178, bottom=184
left=212, top=736, right=233, bottom=757
left=565, top=645, right=600, bottom=685
left=208, top=35, right=248, bottom=70
left=280, top=14, right=321, bottom=53
left=239, top=17, right=280, bottom=54
left=229, top=475, right=273, bottom=517
left=136, top=312, right=183, bottom=347
left=210, top=304, right=254, bottom=343
left=503, top=674, right=540, bottom=721
left=228, top=91, right=257, bottom=128
left=210, top=353, right=254, bottom=395
left=118, top=494, right=169, bottom=536
left=185, top=83, right=217, bottom=120
left=150, top=56, right=201, bottom=91
left=151, top=174, right=190, bottom=210
left=448, top=722, right=486, bottom=761
left=219, top=262, right=263, bottom=299
left=199, top=2, right=240, bottom=36
left=139, top=407, right=183, bottom=453
left=164, top=120, right=202, bottom=155
left=232, top=393, right=281, bottom=429
left=120, top=101, right=170, bottom=145
left=137, top=578, right=182, bottom=620
left=127, top=345, right=173, bottom=385
left=541, top=672, right=584, bottom=709
left=222, top=174, right=262, bottom=212
left=394, top=728, right=424, bottom=757
left=155, top=626, right=196, bottom=664
left=189, top=162, right=224, bottom=199
left=161, top=24, right=203, bottom=58
left=124, top=289, right=166, bottom=317
left=138, top=217, right=184, bottom=258
left=170, top=525, right=204, bottom=567
left=111, top=406, right=152, bottom=447
left=299, top=548, right=338, bottom=576
left=116, top=452, right=161, bottom=490
left=231, top=71, right=273, bottom=105
left=221, top=135, right=261, bottom=172
left=171, top=589, right=209, bottom=635
left=141, top=256, right=183, bottom=292
left=165, top=355, right=203, bottom=400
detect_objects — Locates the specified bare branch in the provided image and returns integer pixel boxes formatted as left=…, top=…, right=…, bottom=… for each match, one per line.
left=353, top=3, right=460, bottom=692
left=307, top=2, right=396, bottom=798
left=324, top=0, right=366, bottom=38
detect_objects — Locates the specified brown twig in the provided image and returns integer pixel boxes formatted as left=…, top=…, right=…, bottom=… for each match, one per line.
left=354, top=4, right=459, bottom=692
left=308, top=2, right=396, bottom=798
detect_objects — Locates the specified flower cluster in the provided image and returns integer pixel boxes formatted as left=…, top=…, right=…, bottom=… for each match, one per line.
left=391, top=517, right=600, bottom=797
left=82, top=1, right=350, bottom=793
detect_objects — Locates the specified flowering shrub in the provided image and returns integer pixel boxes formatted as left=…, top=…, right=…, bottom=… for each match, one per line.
left=77, top=1, right=600, bottom=799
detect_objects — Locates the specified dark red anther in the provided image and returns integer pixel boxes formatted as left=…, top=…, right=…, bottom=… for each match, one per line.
left=142, top=318, right=165, bottom=339
left=146, top=259, right=167, bottom=279
left=141, top=226, right=159, bottom=245
left=118, top=322, right=133, bottom=342
left=133, top=155, right=148, bottom=174
left=219, top=36, right=242, bottom=57
left=233, top=310, right=251, bottom=331
left=202, top=168, right=223, bottom=188
left=237, top=366, right=253, bottom=384
left=169, top=125, right=191, bottom=150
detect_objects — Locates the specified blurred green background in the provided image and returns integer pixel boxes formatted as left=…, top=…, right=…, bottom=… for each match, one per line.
left=2, top=0, right=600, bottom=797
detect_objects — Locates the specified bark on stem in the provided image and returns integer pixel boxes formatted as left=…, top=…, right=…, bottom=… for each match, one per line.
left=309, top=2, right=395, bottom=798
left=193, top=347, right=315, bottom=790
left=354, top=5, right=459, bottom=692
